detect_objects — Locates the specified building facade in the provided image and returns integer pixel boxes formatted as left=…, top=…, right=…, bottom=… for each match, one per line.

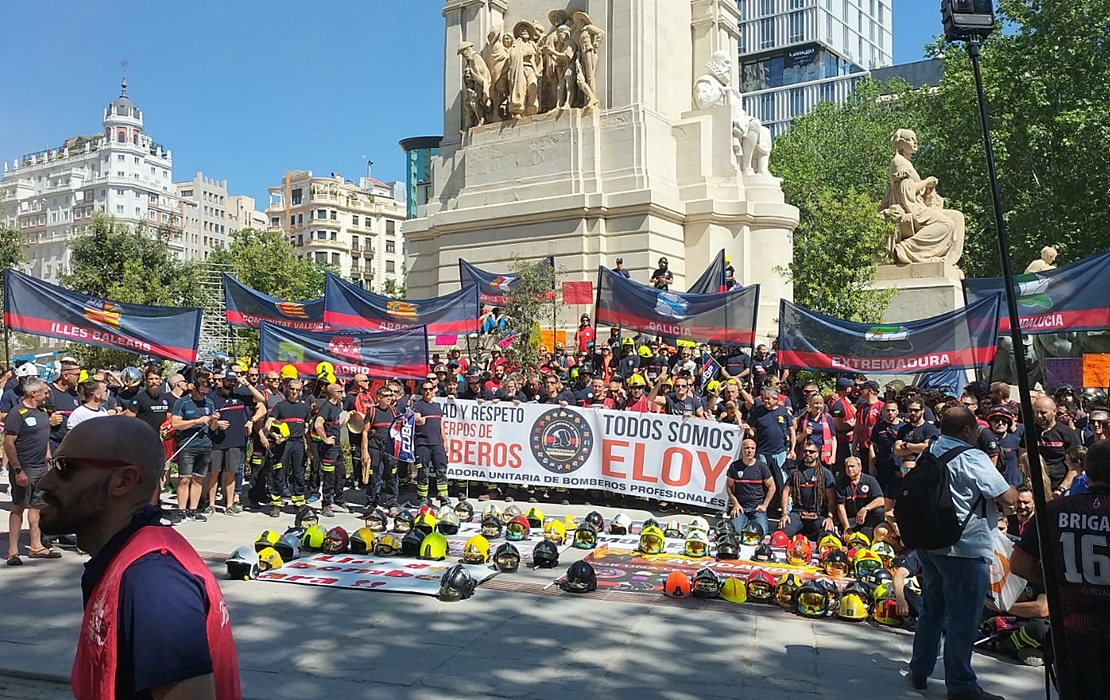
left=738, top=0, right=893, bottom=136
left=0, top=79, right=185, bottom=281
left=227, top=194, right=267, bottom=232
left=174, top=172, right=232, bottom=260
left=266, top=170, right=406, bottom=291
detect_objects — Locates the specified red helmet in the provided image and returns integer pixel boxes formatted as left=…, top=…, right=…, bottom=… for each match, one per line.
left=504, top=515, right=531, bottom=541
left=770, top=530, right=790, bottom=548
left=745, top=568, right=777, bottom=602
left=418, top=504, right=437, bottom=517
left=786, top=535, right=813, bottom=566
left=323, top=526, right=349, bottom=554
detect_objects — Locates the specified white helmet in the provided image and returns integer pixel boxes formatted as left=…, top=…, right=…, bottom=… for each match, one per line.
left=225, top=545, right=260, bottom=580
left=15, top=363, right=38, bottom=378
left=688, top=516, right=710, bottom=534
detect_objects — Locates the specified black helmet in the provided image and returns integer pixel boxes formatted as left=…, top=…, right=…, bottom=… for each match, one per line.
left=752, top=542, right=776, bottom=563
left=585, top=510, right=605, bottom=530
left=692, top=567, right=721, bottom=599
left=562, top=560, right=598, bottom=593
left=715, top=532, right=740, bottom=560
left=573, top=521, right=599, bottom=550
left=532, top=540, right=560, bottom=569
left=295, top=506, right=319, bottom=529
left=480, top=515, right=502, bottom=538
left=393, top=509, right=414, bottom=534
left=714, top=518, right=738, bottom=539
left=453, top=500, right=475, bottom=523
left=740, top=520, right=765, bottom=546
left=494, top=542, right=521, bottom=573
left=438, top=564, right=477, bottom=601
left=401, top=529, right=426, bottom=557
left=365, top=508, right=390, bottom=532
left=861, top=566, right=894, bottom=591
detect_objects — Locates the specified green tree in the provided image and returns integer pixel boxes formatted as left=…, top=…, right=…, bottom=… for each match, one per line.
left=497, top=258, right=559, bottom=370
left=770, top=79, right=914, bottom=321
left=912, top=0, right=1110, bottom=277
left=378, top=263, right=408, bottom=299
left=62, top=214, right=202, bottom=368
left=0, top=222, right=27, bottom=364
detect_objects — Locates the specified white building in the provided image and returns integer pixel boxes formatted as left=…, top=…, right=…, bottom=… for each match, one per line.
left=174, top=172, right=232, bottom=260
left=0, top=79, right=186, bottom=281
left=738, top=0, right=894, bottom=136
left=267, top=170, right=406, bottom=291
left=227, top=194, right=267, bottom=232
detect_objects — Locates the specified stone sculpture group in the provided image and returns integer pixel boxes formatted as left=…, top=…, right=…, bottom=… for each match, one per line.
left=457, top=9, right=606, bottom=129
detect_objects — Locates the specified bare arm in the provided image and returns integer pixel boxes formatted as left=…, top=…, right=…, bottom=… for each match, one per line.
left=152, top=673, right=216, bottom=700
left=3, top=434, right=20, bottom=470
left=759, top=476, right=776, bottom=511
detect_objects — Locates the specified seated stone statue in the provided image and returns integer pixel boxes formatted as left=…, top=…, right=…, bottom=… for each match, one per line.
left=692, top=50, right=772, bottom=176
left=879, top=129, right=965, bottom=268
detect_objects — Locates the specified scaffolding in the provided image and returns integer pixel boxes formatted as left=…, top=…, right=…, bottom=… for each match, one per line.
left=198, top=263, right=232, bottom=359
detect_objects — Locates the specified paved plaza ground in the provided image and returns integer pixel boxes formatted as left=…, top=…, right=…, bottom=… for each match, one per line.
left=0, top=487, right=1051, bottom=700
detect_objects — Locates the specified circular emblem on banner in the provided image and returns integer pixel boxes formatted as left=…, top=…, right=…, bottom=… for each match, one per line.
left=530, top=408, right=593, bottom=474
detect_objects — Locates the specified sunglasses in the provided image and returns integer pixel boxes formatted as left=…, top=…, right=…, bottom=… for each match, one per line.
left=804, top=449, right=819, bottom=455
left=247, top=374, right=259, bottom=378
left=422, top=387, right=436, bottom=392
left=48, top=456, right=132, bottom=479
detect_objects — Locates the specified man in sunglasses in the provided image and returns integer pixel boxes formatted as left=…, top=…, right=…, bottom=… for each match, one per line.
left=411, top=381, right=450, bottom=508
left=45, top=357, right=82, bottom=452
left=5, top=378, right=56, bottom=565
left=38, top=417, right=241, bottom=699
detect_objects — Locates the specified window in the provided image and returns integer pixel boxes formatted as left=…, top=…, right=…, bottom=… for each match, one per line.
left=760, top=18, right=774, bottom=49
left=386, top=219, right=396, bottom=235
left=819, top=80, right=836, bottom=103
left=385, top=240, right=395, bottom=253
left=315, top=252, right=327, bottom=263
left=316, top=209, right=326, bottom=219
left=759, top=92, right=775, bottom=120
left=330, top=231, right=337, bottom=241
left=180, top=189, right=193, bottom=198
left=297, top=235, right=303, bottom=246
left=878, top=1, right=884, bottom=23
left=116, top=188, right=124, bottom=196
left=117, top=155, right=125, bottom=162
left=760, top=0, right=774, bottom=15
left=329, top=210, right=337, bottom=220
left=789, top=88, right=805, bottom=117
left=297, top=213, right=304, bottom=225
left=789, top=11, right=804, bottom=43
left=827, top=13, right=833, bottom=41
left=116, top=205, right=124, bottom=213
left=330, top=252, right=340, bottom=265
left=117, top=132, right=126, bottom=143
left=271, top=217, right=280, bottom=226
left=352, top=215, right=359, bottom=227
left=738, top=0, right=747, bottom=21
left=291, top=188, right=302, bottom=205
left=133, top=156, right=140, bottom=164
left=317, top=231, right=327, bottom=240
left=351, top=236, right=360, bottom=251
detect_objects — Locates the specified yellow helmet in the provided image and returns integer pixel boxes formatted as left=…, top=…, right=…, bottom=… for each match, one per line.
left=638, top=525, right=666, bottom=554
left=414, top=512, right=438, bottom=535
left=254, top=529, right=281, bottom=552
left=374, top=533, right=402, bottom=556
left=846, top=531, right=871, bottom=549
left=562, top=514, right=578, bottom=531
left=280, top=364, right=298, bottom=380
left=525, top=506, right=545, bottom=529
left=419, top=531, right=449, bottom=561
left=818, top=534, right=844, bottom=557
left=463, top=535, right=491, bottom=564
left=270, top=420, right=291, bottom=438
left=852, top=548, right=885, bottom=578
left=315, top=361, right=335, bottom=378
left=837, top=588, right=871, bottom=621
left=350, top=527, right=377, bottom=555
left=719, top=577, right=748, bottom=603
left=257, top=546, right=284, bottom=572
left=627, top=374, right=647, bottom=387
left=638, top=345, right=652, bottom=358
left=543, top=520, right=567, bottom=545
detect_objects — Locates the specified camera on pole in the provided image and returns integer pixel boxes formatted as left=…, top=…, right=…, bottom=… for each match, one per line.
left=941, top=0, right=995, bottom=42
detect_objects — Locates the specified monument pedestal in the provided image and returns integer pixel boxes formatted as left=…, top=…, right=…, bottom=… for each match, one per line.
left=872, top=262, right=965, bottom=322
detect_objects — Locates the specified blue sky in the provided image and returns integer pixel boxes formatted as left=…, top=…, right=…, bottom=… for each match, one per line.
left=0, top=1, right=942, bottom=207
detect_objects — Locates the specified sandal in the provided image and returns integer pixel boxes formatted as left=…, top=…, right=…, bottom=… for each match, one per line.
left=6, top=554, right=23, bottom=566
left=28, top=547, right=62, bottom=559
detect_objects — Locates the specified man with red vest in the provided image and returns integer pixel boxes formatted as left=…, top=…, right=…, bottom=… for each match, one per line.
left=37, top=416, right=241, bottom=700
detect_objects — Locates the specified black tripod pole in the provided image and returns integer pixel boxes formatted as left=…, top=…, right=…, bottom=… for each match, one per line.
left=969, top=39, right=1074, bottom=699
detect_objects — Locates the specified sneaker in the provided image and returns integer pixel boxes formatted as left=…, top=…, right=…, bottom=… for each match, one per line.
left=269, top=506, right=281, bottom=518
left=330, top=502, right=348, bottom=513
left=322, top=505, right=335, bottom=518
left=227, top=503, right=244, bottom=516
left=203, top=505, right=216, bottom=515
left=165, top=510, right=186, bottom=525
left=189, top=510, right=208, bottom=523
left=437, top=496, right=451, bottom=507
left=307, top=493, right=321, bottom=504
left=1017, top=648, right=1044, bottom=667
left=945, top=689, right=1004, bottom=700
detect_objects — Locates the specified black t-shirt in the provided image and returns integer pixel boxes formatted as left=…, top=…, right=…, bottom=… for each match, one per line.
left=129, top=389, right=172, bottom=434
left=316, top=400, right=343, bottom=440
left=790, top=464, right=836, bottom=513
left=893, top=550, right=923, bottom=577
left=368, top=404, right=398, bottom=443
left=210, top=387, right=254, bottom=449
left=651, top=267, right=673, bottom=290
left=896, top=421, right=940, bottom=448
left=494, top=389, right=527, bottom=402
left=411, top=398, right=444, bottom=445
left=45, top=383, right=81, bottom=446
left=750, top=404, right=792, bottom=454
left=4, top=405, right=50, bottom=469
left=1036, top=423, right=1081, bottom=485
left=870, top=419, right=904, bottom=468
left=664, top=394, right=702, bottom=416
left=270, top=399, right=310, bottom=440
left=834, top=474, right=884, bottom=518
left=457, top=383, right=493, bottom=401
left=727, top=457, right=772, bottom=510
left=537, top=389, right=576, bottom=405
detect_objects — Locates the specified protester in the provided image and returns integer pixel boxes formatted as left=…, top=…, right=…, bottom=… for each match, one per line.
left=67, top=379, right=109, bottom=430
left=38, top=417, right=241, bottom=699
left=206, top=369, right=255, bottom=516
left=725, top=438, right=775, bottom=535
left=45, top=357, right=82, bottom=451
left=834, top=456, right=885, bottom=533
left=908, top=406, right=1017, bottom=698
left=264, top=379, right=310, bottom=518
left=313, top=383, right=346, bottom=517
left=650, top=257, right=672, bottom=290
left=1033, top=395, right=1082, bottom=493
left=361, top=386, right=399, bottom=509
left=779, top=439, right=836, bottom=540
left=5, top=378, right=58, bottom=565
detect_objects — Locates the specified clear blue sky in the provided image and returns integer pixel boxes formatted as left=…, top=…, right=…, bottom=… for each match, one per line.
left=0, top=0, right=941, bottom=207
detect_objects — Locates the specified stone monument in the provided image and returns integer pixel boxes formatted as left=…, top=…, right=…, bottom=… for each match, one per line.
left=872, top=128, right=968, bottom=322
left=1025, top=246, right=1057, bottom=274
left=403, top=0, right=799, bottom=343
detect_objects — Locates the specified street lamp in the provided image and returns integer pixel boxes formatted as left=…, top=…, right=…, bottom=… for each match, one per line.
left=940, top=1, right=1075, bottom=697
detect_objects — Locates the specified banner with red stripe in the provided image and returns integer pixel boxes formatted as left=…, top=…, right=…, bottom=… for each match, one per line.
left=259, top=321, right=428, bottom=380
left=323, top=273, right=479, bottom=336
left=222, top=273, right=325, bottom=330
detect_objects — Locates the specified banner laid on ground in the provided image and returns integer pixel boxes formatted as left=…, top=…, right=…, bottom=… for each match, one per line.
left=3, top=269, right=202, bottom=363
left=324, top=273, right=480, bottom=335
left=458, top=259, right=520, bottom=306
left=440, top=399, right=740, bottom=509
left=962, top=249, right=1110, bottom=334
left=686, top=250, right=728, bottom=295
left=776, top=294, right=1001, bottom=374
left=594, top=266, right=759, bottom=346
left=259, top=322, right=428, bottom=380
left=221, top=273, right=325, bottom=331
left=258, top=553, right=497, bottom=595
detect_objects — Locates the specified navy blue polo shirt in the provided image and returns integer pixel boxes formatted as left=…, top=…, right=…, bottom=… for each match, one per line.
left=750, top=404, right=792, bottom=454
left=81, top=507, right=212, bottom=699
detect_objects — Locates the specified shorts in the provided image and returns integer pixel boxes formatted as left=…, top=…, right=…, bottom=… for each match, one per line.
left=177, top=448, right=212, bottom=478
left=9, top=465, right=48, bottom=508
left=211, top=447, right=244, bottom=475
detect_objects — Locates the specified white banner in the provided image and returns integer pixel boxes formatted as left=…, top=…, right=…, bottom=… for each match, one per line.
left=439, top=399, right=740, bottom=509
left=259, top=553, right=498, bottom=594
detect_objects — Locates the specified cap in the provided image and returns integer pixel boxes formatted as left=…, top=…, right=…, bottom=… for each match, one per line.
left=434, top=364, right=447, bottom=372
left=15, top=363, right=38, bottom=378
left=988, top=405, right=1015, bottom=423
left=447, top=360, right=459, bottom=368
left=580, top=314, right=590, bottom=321
left=862, top=380, right=880, bottom=392
left=615, top=257, right=623, bottom=263
left=836, top=377, right=854, bottom=391
left=466, top=369, right=481, bottom=378
left=222, top=369, right=239, bottom=380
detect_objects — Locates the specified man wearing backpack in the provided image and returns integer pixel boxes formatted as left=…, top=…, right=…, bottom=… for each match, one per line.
left=905, top=406, right=1018, bottom=699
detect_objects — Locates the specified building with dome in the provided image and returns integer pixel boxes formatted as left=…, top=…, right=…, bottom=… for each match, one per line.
left=0, top=78, right=223, bottom=281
